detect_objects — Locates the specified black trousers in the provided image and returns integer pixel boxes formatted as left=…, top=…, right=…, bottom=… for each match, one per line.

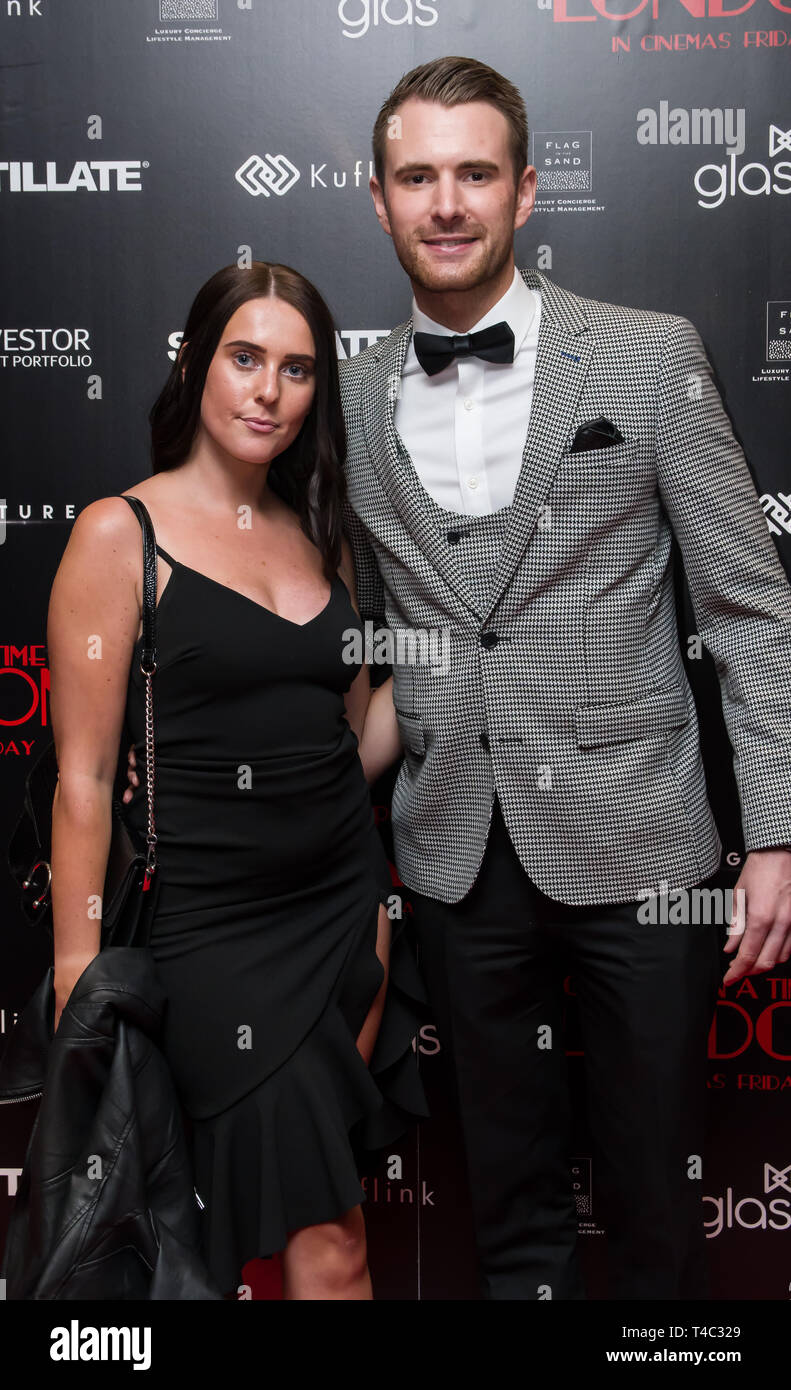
left=409, top=794, right=723, bottom=1301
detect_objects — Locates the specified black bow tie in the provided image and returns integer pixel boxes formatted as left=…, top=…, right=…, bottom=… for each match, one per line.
left=412, top=320, right=515, bottom=377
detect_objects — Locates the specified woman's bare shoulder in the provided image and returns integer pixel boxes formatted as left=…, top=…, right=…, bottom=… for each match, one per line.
left=63, top=490, right=154, bottom=571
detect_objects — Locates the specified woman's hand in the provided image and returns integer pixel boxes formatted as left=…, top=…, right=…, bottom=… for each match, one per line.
left=123, top=745, right=139, bottom=803
left=358, top=676, right=402, bottom=784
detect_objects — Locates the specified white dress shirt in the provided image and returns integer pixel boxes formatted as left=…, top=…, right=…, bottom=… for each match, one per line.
left=394, top=267, right=541, bottom=516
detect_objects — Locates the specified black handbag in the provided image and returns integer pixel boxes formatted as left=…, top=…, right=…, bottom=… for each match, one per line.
left=7, top=494, right=161, bottom=950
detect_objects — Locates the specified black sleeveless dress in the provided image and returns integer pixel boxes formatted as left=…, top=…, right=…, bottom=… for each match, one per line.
left=122, top=540, right=429, bottom=1293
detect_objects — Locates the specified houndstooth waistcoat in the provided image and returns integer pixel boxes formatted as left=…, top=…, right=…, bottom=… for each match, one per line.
left=340, top=268, right=791, bottom=906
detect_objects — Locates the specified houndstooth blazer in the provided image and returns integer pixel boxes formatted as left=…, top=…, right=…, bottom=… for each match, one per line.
left=340, top=268, right=791, bottom=906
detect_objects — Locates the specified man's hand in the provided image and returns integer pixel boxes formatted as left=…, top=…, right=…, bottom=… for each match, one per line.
left=122, top=743, right=138, bottom=805
left=722, top=848, right=791, bottom=984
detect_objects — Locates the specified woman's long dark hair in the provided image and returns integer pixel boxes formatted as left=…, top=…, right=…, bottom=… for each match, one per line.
left=149, top=262, right=347, bottom=580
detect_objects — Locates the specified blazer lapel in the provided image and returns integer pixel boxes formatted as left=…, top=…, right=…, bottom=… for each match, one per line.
left=358, top=268, right=593, bottom=624
left=361, top=321, right=483, bottom=617
left=481, top=269, right=592, bottom=624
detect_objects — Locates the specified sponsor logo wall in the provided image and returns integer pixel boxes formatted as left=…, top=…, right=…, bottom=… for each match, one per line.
left=0, top=0, right=788, bottom=1300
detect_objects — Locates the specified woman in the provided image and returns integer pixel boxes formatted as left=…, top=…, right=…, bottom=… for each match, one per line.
left=47, top=261, right=426, bottom=1300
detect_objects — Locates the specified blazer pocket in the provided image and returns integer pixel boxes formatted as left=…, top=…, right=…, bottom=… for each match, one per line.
left=560, top=439, right=640, bottom=466
left=394, top=708, right=426, bottom=759
left=575, top=685, right=690, bottom=748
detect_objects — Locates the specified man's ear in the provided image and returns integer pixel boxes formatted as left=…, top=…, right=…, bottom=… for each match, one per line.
left=514, top=166, right=537, bottom=233
left=369, top=175, right=392, bottom=238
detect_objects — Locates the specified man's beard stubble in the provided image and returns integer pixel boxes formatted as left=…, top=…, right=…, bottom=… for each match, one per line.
left=384, top=204, right=516, bottom=297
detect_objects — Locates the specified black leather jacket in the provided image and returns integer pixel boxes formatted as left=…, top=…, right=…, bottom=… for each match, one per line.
left=0, top=948, right=222, bottom=1299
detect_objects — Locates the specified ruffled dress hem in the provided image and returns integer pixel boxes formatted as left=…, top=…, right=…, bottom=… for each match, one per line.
left=188, top=880, right=430, bottom=1293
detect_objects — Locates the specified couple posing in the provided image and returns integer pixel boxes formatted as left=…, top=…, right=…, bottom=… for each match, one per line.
left=49, top=57, right=791, bottom=1301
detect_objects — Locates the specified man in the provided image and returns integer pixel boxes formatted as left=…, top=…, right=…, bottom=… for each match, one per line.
left=339, top=56, right=791, bottom=1300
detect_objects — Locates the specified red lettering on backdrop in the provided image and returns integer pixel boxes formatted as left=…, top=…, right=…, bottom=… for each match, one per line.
left=754, top=1003, right=791, bottom=1062
left=1, top=646, right=44, bottom=666
left=0, top=663, right=50, bottom=727
left=707, top=0, right=752, bottom=13
left=709, top=1000, right=752, bottom=1059
left=733, top=976, right=758, bottom=999
left=592, top=0, right=648, bottom=16
left=709, top=1001, right=791, bottom=1061
left=552, top=0, right=598, bottom=18
left=553, top=0, right=791, bottom=18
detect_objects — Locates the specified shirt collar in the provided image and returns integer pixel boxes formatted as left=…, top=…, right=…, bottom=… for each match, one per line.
left=409, top=266, right=538, bottom=357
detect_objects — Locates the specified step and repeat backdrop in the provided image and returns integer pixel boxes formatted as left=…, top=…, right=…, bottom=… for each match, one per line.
left=1, top=0, right=790, bottom=1301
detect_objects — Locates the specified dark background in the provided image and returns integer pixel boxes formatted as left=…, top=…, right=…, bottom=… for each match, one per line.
left=1, top=0, right=790, bottom=1300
